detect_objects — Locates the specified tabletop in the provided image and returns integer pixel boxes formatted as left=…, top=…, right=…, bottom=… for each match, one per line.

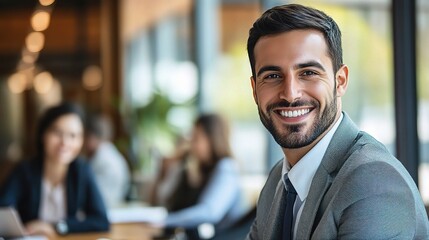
left=55, top=222, right=163, bottom=240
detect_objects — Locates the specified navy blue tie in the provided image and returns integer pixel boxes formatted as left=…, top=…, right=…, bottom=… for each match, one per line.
left=283, top=178, right=297, bottom=240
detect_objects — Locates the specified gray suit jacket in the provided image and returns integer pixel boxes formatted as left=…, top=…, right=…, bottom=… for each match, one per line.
left=247, top=113, right=429, bottom=240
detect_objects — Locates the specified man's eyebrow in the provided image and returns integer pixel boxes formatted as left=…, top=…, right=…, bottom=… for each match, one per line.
left=295, top=61, right=326, bottom=71
left=256, top=66, right=282, bottom=78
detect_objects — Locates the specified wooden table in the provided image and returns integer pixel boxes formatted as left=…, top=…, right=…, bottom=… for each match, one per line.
left=55, top=223, right=163, bottom=240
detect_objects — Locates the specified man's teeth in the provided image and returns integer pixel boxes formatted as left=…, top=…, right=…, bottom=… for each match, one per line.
left=280, top=109, right=310, bottom=117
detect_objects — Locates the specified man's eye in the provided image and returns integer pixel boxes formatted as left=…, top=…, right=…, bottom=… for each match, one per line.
left=264, top=74, right=281, bottom=79
left=301, top=70, right=317, bottom=76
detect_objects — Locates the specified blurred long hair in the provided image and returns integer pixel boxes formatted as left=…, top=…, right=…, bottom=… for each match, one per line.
left=166, top=114, right=233, bottom=211
left=194, top=113, right=232, bottom=174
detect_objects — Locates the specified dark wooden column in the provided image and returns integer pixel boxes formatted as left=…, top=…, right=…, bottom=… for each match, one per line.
left=100, top=0, right=123, bottom=141
left=392, top=0, right=419, bottom=183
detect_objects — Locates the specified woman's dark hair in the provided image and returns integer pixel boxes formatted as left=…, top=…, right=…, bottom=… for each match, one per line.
left=35, top=102, right=85, bottom=161
left=194, top=113, right=232, bottom=169
left=247, top=4, right=343, bottom=77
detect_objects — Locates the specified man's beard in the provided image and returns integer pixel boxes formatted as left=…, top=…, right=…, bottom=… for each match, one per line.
left=258, top=96, right=337, bottom=149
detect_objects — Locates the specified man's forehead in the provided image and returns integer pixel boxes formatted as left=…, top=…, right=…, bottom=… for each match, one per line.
left=253, top=30, right=332, bottom=70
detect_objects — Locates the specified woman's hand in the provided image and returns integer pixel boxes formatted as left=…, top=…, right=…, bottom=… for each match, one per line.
left=25, top=220, right=56, bottom=239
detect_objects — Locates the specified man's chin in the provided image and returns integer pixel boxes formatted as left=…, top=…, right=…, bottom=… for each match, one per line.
left=270, top=123, right=314, bottom=148
left=273, top=134, right=306, bottom=148
left=274, top=121, right=307, bottom=134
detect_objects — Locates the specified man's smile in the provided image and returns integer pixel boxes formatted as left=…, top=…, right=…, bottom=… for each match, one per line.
left=277, top=108, right=312, bottom=117
left=272, top=107, right=315, bottom=124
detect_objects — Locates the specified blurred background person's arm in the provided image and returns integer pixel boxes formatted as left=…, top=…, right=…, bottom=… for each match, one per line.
left=165, top=157, right=243, bottom=229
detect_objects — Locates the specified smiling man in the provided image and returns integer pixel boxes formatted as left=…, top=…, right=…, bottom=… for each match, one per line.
left=246, top=4, right=429, bottom=240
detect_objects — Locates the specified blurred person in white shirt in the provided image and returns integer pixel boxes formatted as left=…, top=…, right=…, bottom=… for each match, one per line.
left=84, top=113, right=130, bottom=208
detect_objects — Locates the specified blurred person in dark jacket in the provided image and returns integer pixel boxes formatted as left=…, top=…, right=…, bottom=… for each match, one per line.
left=0, top=102, right=109, bottom=238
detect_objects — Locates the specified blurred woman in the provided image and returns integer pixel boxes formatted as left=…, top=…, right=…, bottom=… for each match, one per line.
left=150, top=134, right=190, bottom=207
left=0, top=102, right=109, bottom=238
left=162, top=114, right=245, bottom=235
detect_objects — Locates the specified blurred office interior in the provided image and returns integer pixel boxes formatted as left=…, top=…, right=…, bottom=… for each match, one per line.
left=0, top=0, right=428, bottom=210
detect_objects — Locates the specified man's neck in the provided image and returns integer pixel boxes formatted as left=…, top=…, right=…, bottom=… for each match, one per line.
left=284, top=145, right=314, bottom=167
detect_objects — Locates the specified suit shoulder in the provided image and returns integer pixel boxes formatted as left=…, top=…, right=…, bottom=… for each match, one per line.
left=335, top=146, right=417, bottom=204
left=348, top=132, right=406, bottom=170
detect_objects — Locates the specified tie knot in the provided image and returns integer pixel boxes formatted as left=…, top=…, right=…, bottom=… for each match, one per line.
left=286, top=178, right=297, bottom=195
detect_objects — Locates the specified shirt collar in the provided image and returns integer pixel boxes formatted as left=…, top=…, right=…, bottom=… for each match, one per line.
left=282, top=113, right=343, bottom=201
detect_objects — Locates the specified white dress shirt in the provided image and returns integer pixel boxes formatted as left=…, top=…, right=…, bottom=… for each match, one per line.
left=39, top=178, right=66, bottom=223
left=282, top=113, right=343, bottom=239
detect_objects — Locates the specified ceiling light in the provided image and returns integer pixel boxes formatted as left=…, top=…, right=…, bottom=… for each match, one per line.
left=34, top=71, right=54, bottom=94
left=8, top=73, right=28, bottom=94
left=25, top=32, right=45, bottom=53
left=82, top=65, right=103, bottom=91
left=39, top=0, right=55, bottom=7
left=31, top=11, right=51, bottom=32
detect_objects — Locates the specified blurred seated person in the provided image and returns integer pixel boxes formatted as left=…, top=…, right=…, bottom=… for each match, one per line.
left=150, top=135, right=190, bottom=206
left=159, top=114, right=246, bottom=237
left=0, top=102, right=109, bottom=238
left=84, top=113, right=130, bottom=208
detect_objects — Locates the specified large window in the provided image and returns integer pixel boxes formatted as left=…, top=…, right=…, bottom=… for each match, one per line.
left=213, top=4, right=265, bottom=174
left=123, top=13, right=196, bottom=177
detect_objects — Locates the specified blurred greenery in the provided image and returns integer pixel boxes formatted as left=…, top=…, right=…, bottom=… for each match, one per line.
left=132, top=92, right=193, bottom=174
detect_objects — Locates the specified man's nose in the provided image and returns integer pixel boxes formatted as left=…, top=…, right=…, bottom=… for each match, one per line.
left=279, top=75, right=302, bottom=103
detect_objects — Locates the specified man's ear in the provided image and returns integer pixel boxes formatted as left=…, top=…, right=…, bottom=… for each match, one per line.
left=335, top=64, right=349, bottom=97
left=250, top=76, right=258, bottom=104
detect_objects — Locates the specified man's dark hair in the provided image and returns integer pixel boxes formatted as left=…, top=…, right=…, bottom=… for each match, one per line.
left=85, top=113, right=114, bottom=141
left=247, top=4, right=343, bottom=78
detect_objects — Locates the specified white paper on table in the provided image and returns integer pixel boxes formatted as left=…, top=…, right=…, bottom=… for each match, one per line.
left=4, top=236, right=47, bottom=240
left=107, top=206, right=167, bottom=224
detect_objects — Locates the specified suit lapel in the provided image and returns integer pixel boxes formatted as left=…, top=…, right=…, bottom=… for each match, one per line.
left=295, top=167, right=331, bottom=239
left=264, top=178, right=287, bottom=240
left=295, top=113, right=360, bottom=239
